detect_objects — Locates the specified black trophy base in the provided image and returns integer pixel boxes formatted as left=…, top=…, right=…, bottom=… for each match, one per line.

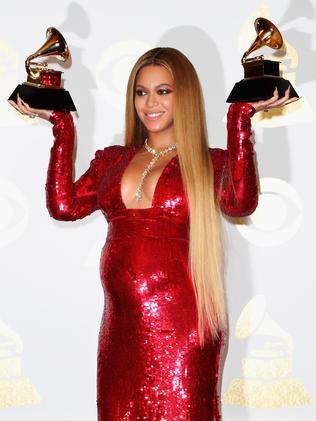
left=226, top=76, right=299, bottom=103
left=8, top=83, right=76, bottom=112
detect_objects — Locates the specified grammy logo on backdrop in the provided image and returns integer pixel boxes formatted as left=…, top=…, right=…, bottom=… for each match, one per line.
left=0, top=319, right=40, bottom=408
left=8, top=27, right=76, bottom=111
left=222, top=295, right=310, bottom=408
left=226, top=17, right=299, bottom=103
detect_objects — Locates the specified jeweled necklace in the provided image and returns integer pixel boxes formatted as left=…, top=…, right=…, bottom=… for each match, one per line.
left=135, top=138, right=177, bottom=201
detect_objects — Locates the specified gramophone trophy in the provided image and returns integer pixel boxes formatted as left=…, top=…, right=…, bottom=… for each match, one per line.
left=226, top=17, right=299, bottom=103
left=8, top=27, right=76, bottom=111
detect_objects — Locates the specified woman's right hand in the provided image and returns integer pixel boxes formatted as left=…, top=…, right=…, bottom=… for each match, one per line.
left=7, top=92, right=54, bottom=121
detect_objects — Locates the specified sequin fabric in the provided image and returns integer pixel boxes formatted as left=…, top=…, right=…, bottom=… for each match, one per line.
left=46, top=102, right=258, bottom=420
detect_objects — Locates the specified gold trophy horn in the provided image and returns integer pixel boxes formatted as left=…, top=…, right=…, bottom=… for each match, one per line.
left=25, top=27, right=70, bottom=86
left=242, top=17, right=283, bottom=62
left=8, top=27, right=76, bottom=111
left=226, top=17, right=299, bottom=103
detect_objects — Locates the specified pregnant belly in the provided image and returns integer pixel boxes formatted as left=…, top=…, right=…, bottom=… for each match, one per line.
left=99, top=236, right=197, bottom=339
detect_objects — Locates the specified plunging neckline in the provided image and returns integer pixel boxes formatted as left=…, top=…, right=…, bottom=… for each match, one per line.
left=119, top=145, right=178, bottom=210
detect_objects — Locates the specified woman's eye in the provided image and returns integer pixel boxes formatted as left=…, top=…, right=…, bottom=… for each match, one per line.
left=135, top=88, right=171, bottom=96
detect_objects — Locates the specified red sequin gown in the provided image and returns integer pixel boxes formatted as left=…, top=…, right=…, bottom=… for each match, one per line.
left=46, top=102, right=257, bottom=420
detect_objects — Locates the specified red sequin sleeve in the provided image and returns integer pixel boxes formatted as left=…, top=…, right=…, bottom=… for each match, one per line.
left=211, top=102, right=259, bottom=217
left=46, top=111, right=108, bottom=221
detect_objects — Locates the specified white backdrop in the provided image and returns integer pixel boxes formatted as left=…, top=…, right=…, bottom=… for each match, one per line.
left=0, top=0, right=315, bottom=420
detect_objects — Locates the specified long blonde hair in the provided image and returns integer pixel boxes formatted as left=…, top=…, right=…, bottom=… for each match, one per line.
left=124, top=47, right=227, bottom=347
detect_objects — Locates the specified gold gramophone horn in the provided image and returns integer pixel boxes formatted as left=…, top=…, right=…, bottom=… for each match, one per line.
left=25, top=27, right=69, bottom=81
left=242, top=17, right=283, bottom=62
left=8, top=26, right=76, bottom=111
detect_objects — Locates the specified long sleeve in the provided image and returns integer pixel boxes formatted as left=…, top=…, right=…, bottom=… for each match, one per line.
left=211, top=102, right=259, bottom=217
left=46, top=111, right=110, bottom=221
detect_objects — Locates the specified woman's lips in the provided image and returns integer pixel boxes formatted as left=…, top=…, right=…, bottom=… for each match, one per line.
left=144, top=112, right=165, bottom=121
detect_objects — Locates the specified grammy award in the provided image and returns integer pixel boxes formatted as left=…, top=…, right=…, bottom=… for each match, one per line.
left=226, top=17, right=299, bottom=103
left=8, top=27, right=76, bottom=111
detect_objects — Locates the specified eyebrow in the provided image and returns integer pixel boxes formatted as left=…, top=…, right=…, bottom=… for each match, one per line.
left=135, top=83, right=173, bottom=89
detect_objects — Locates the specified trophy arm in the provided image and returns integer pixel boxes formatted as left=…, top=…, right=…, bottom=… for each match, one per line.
left=25, top=55, right=48, bottom=80
left=241, top=38, right=264, bottom=63
left=25, top=55, right=34, bottom=77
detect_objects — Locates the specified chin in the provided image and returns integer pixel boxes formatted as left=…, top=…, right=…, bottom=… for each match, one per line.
left=146, top=128, right=169, bottom=136
left=142, top=123, right=166, bottom=132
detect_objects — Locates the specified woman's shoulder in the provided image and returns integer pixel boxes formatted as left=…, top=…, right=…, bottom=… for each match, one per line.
left=94, top=144, right=130, bottom=161
left=208, top=146, right=226, bottom=159
left=88, top=145, right=130, bottom=174
left=207, top=147, right=227, bottom=170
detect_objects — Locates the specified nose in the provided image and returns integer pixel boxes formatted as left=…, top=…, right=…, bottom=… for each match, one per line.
left=146, top=93, right=158, bottom=108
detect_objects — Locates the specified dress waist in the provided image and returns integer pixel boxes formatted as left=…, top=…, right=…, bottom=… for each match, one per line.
left=107, top=215, right=189, bottom=240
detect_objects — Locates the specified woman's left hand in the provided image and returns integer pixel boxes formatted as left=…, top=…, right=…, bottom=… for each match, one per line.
left=248, top=86, right=299, bottom=113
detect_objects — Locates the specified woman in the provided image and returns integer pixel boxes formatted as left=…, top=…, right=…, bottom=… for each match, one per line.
left=9, top=47, right=297, bottom=420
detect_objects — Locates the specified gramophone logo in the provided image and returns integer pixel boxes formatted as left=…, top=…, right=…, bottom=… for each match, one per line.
left=222, top=295, right=310, bottom=408
left=0, top=319, right=40, bottom=408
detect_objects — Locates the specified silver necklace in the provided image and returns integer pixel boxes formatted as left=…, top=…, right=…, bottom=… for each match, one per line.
left=135, top=138, right=177, bottom=201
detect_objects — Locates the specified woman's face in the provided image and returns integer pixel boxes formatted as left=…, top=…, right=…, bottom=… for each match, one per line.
left=134, top=64, right=174, bottom=136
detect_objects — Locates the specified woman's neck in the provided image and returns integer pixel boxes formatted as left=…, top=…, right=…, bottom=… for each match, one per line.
left=146, top=129, right=176, bottom=151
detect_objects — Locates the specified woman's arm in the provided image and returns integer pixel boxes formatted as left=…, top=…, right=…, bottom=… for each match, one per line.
left=211, top=102, right=258, bottom=217
left=211, top=87, right=299, bottom=217
left=46, top=111, right=112, bottom=221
